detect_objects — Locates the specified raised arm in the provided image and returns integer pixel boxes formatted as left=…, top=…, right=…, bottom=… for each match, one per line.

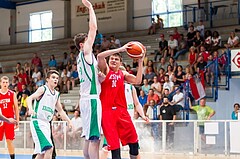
left=97, top=43, right=130, bottom=75
left=82, top=0, right=97, bottom=56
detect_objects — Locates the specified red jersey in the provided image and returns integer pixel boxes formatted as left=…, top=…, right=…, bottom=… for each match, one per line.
left=0, top=90, right=15, bottom=118
left=189, top=52, right=196, bottom=65
left=100, top=69, right=127, bottom=110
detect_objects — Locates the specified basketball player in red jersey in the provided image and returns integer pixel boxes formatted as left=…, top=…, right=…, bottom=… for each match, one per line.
left=0, top=76, right=19, bottom=159
left=97, top=43, right=146, bottom=159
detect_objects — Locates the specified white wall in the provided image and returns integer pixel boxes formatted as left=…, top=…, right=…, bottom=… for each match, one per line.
left=0, top=9, right=11, bottom=45
left=133, top=0, right=152, bottom=30
left=16, top=1, right=65, bottom=43
left=71, top=0, right=127, bottom=36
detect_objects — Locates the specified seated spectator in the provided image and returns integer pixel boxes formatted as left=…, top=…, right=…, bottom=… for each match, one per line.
left=24, top=62, right=32, bottom=78
left=188, top=46, right=197, bottom=69
left=196, top=20, right=205, bottom=37
left=157, top=68, right=166, bottom=86
left=168, top=57, right=178, bottom=73
left=168, top=35, right=178, bottom=57
left=9, top=77, right=17, bottom=91
left=171, top=86, right=184, bottom=112
left=109, top=35, right=121, bottom=49
left=162, top=75, right=174, bottom=93
left=132, top=59, right=138, bottom=69
left=67, top=110, right=82, bottom=145
left=193, top=31, right=204, bottom=53
left=68, top=52, right=76, bottom=66
left=156, top=15, right=164, bottom=29
left=35, top=75, right=45, bottom=88
left=59, top=68, right=71, bottom=93
left=162, top=88, right=173, bottom=101
left=165, top=65, right=175, bottom=83
left=184, top=65, right=193, bottom=80
left=211, top=31, right=221, bottom=53
left=59, top=52, right=69, bottom=71
left=126, top=65, right=134, bottom=74
left=31, top=53, right=43, bottom=71
left=48, top=54, right=58, bottom=69
left=141, top=78, right=151, bottom=96
left=232, top=103, right=239, bottom=120
left=155, top=57, right=168, bottom=73
left=19, top=92, right=28, bottom=121
left=146, top=99, right=160, bottom=120
left=151, top=76, right=162, bottom=96
left=14, top=85, right=21, bottom=106
left=145, top=66, right=156, bottom=85
left=18, top=68, right=29, bottom=85
left=155, top=34, right=168, bottom=61
left=224, top=31, right=239, bottom=48
left=204, top=30, right=212, bottom=51
left=174, top=65, right=186, bottom=86
left=174, top=34, right=188, bottom=60
left=93, top=30, right=103, bottom=50
left=148, top=18, right=157, bottom=35
left=199, top=45, right=210, bottom=63
left=15, top=62, right=22, bottom=77
left=67, top=64, right=79, bottom=91
left=195, top=55, right=207, bottom=72
left=100, top=36, right=110, bottom=51
left=187, top=26, right=196, bottom=48
left=187, top=22, right=195, bottom=32
left=32, top=67, right=42, bottom=84
left=20, top=84, right=31, bottom=96
left=138, top=90, right=148, bottom=109
left=205, top=54, right=215, bottom=85
left=147, top=89, right=160, bottom=105
left=172, top=27, right=180, bottom=41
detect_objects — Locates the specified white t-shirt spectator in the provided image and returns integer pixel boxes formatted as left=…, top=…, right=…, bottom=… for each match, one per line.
left=32, top=71, right=41, bottom=83
left=146, top=105, right=160, bottom=120
left=227, top=36, right=239, bottom=46
left=163, top=81, right=174, bottom=92
left=172, top=92, right=184, bottom=107
left=196, top=24, right=205, bottom=37
left=168, top=39, right=178, bottom=49
left=212, top=36, right=221, bottom=46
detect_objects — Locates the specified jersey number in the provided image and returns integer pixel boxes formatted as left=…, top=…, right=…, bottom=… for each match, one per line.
left=3, top=103, right=7, bottom=109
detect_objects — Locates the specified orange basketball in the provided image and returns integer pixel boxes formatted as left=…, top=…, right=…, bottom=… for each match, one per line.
left=126, top=41, right=145, bottom=59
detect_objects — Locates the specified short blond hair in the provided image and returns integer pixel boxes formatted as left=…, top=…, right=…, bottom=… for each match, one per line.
left=0, top=76, right=9, bottom=82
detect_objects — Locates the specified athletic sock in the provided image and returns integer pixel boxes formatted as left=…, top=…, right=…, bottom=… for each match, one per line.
left=10, top=154, right=15, bottom=159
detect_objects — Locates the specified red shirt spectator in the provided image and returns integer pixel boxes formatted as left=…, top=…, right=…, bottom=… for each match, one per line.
left=31, top=53, right=43, bottom=70
left=147, top=89, right=160, bottom=104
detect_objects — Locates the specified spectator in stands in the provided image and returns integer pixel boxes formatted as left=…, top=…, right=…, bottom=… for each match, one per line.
left=141, top=78, right=151, bottom=96
left=171, top=86, right=184, bottom=112
left=205, top=54, right=215, bottom=85
left=204, top=30, right=212, bottom=51
left=224, top=31, right=239, bottom=48
left=157, top=68, right=165, bottom=86
left=151, top=75, right=162, bottom=96
left=145, top=66, right=156, bottom=85
left=126, top=65, right=134, bottom=75
left=14, top=62, right=22, bottom=79
left=148, top=18, right=157, bottom=35
left=67, top=64, right=79, bottom=91
left=17, top=78, right=24, bottom=92
left=93, top=30, right=103, bottom=50
left=211, top=31, right=221, bottom=53
left=189, top=98, right=215, bottom=142
left=60, top=52, right=69, bottom=71
left=232, top=103, right=239, bottom=120
left=160, top=96, right=176, bottom=149
left=109, top=35, right=121, bottom=49
left=162, top=88, right=172, bottom=101
left=68, top=52, right=76, bottom=66
left=147, top=89, right=160, bottom=105
left=18, top=68, right=29, bottom=85
left=156, top=15, right=164, bottom=29
left=9, top=77, right=17, bottom=91
left=187, top=22, right=195, bottom=32
left=172, top=27, right=180, bottom=41
left=184, top=65, right=193, bottom=80
left=146, top=99, right=160, bottom=120
left=165, top=65, right=175, bottom=83
left=162, top=75, right=174, bottom=93
left=35, top=75, right=45, bottom=89
left=195, top=55, right=207, bottom=72
left=168, top=57, right=178, bottom=73
left=155, top=57, right=167, bottom=73
left=145, top=60, right=155, bottom=75
left=14, top=85, right=21, bottom=105
left=187, top=25, right=196, bottom=48
left=48, top=55, right=58, bottom=70
left=174, top=65, right=186, bottom=86
left=24, top=62, right=32, bottom=78
left=100, top=36, right=110, bottom=51
left=32, top=67, right=42, bottom=84
left=59, top=68, right=71, bottom=93
left=193, top=31, right=204, bottom=53
left=196, top=20, right=205, bottom=37
left=31, top=53, right=43, bottom=71
left=20, top=84, right=31, bottom=97
left=132, top=59, right=138, bottom=69
left=189, top=49, right=197, bottom=68
left=19, top=92, right=28, bottom=121
left=168, top=35, right=178, bottom=57
left=138, top=90, right=148, bottom=110
left=174, top=34, right=188, bottom=60
left=67, top=110, right=82, bottom=145
left=199, top=45, right=210, bottom=63
left=155, top=34, right=168, bottom=61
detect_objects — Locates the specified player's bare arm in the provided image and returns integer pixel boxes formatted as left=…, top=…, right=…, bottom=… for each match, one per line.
left=26, top=86, right=45, bottom=115
left=55, top=97, right=73, bottom=129
left=13, top=92, right=19, bottom=128
left=82, top=0, right=97, bottom=62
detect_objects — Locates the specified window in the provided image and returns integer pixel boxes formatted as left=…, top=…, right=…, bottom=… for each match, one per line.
left=29, top=11, right=52, bottom=43
left=152, top=0, right=183, bottom=28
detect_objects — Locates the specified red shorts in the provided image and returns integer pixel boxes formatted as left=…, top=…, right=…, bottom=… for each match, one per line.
left=102, top=107, right=138, bottom=150
left=0, top=121, right=15, bottom=140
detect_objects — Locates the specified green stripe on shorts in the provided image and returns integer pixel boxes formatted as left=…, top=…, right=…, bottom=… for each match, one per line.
left=90, top=99, right=100, bottom=138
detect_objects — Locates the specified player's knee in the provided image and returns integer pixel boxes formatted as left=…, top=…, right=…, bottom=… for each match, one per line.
left=111, top=148, right=121, bottom=159
left=129, top=142, right=139, bottom=156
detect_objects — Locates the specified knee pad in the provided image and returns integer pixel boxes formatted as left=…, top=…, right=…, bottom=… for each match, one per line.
left=111, top=148, right=121, bottom=159
left=129, top=142, right=139, bottom=156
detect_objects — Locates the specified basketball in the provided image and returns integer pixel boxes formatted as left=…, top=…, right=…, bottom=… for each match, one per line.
left=126, top=41, right=145, bottom=59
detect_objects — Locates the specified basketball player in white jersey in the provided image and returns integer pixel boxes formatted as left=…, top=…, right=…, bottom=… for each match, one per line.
left=73, top=0, right=102, bottom=158
left=27, top=70, right=72, bottom=159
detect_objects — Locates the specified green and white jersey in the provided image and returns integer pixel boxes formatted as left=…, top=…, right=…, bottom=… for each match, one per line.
left=32, top=85, right=59, bottom=122
left=77, top=51, right=101, bottom=97
left=125, top=83, right=134, bottom=118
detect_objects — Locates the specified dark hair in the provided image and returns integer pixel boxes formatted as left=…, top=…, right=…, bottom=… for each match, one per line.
left=234, top=103, right=240, bottom=108
left=73, top=33, right=88, bottom=50
left=47, top=70, right=59, bottom=78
